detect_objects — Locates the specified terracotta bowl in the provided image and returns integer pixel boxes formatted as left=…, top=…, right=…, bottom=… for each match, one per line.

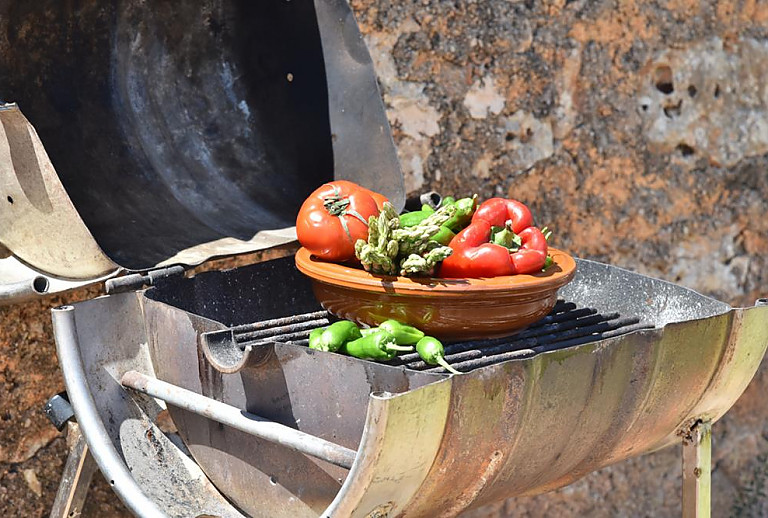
left=295, top=247, right=577, bottom=340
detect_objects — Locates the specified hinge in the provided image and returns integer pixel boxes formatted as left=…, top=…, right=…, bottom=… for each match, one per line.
left=105, top=265, right=185, bottom=295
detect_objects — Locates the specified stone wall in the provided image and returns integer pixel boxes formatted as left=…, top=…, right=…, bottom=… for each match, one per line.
left=350, top=0, right=768, bottom=515
left=2, top=0, right=768, bottom=516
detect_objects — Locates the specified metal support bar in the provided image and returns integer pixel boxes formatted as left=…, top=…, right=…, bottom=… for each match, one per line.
left=50, top=422, right=99, bottom=518
left=121, top=370, right=357, bottom=470
left=52, top=305, right=166, bottom=518
left=682, top=420, right=712, bottom=518
left=105, top=265, right=185, bottom=295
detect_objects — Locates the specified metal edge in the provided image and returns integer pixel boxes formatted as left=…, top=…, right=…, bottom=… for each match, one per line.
left=681, top=304, right=768, bottom=426
left=0, top=255, right=119, bottom=305
left=52, top=304, right=166, bottom=518
left=322, top=379, right=453, bottom=517
left=0, top=105, right=119, bottom=278
left=572, top=257, right=733, bottom=309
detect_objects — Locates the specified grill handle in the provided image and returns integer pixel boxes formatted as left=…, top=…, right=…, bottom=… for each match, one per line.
left=121, top=370, right=357, bottom=470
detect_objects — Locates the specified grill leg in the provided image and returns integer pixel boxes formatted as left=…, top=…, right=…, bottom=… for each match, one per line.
left=681, top=420, right=711, bottom=518
left=50, top=422, right=98, bottom=518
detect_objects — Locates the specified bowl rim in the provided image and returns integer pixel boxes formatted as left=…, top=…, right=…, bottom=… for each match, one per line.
left=295, top=247, right=577, bottom=295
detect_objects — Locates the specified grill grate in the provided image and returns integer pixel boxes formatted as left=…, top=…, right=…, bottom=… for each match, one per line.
left=230, top=301, right=654, bottom=373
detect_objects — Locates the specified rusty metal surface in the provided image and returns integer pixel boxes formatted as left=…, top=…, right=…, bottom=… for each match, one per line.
left=53, top=253, right=768, bottom=517
left=142, top=294, right=446, bottom=518
left=325, top=303, right=768, bottom=517
left=681, top=420, right=712, bottom=518
left=55, top=293, right=245, bottom=518
left=140, top=256, right=768, bottom=517
left=121, top=370, right=358, bottom=470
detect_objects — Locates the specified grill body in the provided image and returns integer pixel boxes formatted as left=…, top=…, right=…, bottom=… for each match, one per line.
left=55, top=254, right=768, bottom=517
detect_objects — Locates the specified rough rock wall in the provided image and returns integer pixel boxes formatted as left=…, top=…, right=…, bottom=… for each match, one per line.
left=350, top=0, right=768, bottom=516
left=3, top=1, right=768, bottom=517
left=353, top=0, right=768, bottom=300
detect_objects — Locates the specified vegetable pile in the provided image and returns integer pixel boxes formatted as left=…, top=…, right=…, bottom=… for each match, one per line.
left=296, top=180, right=555, bottom=278
left=309, top=319, right=460, bottom=374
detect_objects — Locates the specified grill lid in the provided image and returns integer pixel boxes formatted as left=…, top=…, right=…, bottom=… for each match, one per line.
left=0, top=0, right=403, bottom=302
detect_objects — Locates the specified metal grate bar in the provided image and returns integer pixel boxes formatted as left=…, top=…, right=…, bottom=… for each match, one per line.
left=239, top=329, right=326, bottom=350
left=423, top=320, right=655, bottom=372
left=228, top=301, right=653, bottom=374
left=230, top=310, right=330, bottom=333
left=394, top=309, right=610, bottom=364
left=235, top=318, right=331, bottom=343
left=549, top=300, right=577, bottom=314
left=400, top=314, right=628, bottom=370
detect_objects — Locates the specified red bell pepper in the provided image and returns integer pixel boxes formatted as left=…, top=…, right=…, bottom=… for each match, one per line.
left=471, top=198, right=534, bottom=233
left=439, top=198, right=548, bottom=278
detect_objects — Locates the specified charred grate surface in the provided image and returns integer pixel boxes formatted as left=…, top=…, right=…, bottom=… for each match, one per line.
left=232, top=310, right=332, bottom=350
left=231, top=301, right=654, bottom=372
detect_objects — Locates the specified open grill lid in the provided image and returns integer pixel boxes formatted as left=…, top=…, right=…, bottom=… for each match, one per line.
left=0, top=0, right=404, bottom=302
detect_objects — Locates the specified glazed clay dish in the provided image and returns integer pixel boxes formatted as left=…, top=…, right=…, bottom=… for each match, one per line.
left=295, top=247, right=577, bottom=340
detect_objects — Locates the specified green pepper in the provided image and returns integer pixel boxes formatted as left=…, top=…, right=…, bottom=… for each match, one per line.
left=341, top=330, right=413, bottom=361
left=430, top=225, right=456, bottom=246
left=443, top=195, right=478, bottom=232
left=542, top=255, right=554, bottom=271
left=378, top=320, right=425, bottom=345
left=416, top=336, right=461, bottom=374
left=440, top=196, right=456, bottom=207
left=490, top=224, right=522, bottom=250
left=421, top=204, right=435, bottom=214
left=309, top=320, right=362, bottom=352
left=308, top=327, right=325, bottom=350
left=360, top=327, right=377, bottom=337
left=399, top=210, right=430, bottom=227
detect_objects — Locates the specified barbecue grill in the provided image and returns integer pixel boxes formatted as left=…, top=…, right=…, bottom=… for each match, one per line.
left=1, top=2, right=767, bottom=517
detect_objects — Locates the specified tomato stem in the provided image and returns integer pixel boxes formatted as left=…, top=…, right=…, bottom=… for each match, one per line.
left=323, top=195, right=351, bottom=216
left=322, top=186, right=371, bottom=243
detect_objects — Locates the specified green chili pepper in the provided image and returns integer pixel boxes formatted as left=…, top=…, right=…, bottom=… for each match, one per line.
left=443, top=195, right=478, bottom=232
left=399, top=210, right=430, bottom=227
left=421, top=204, right=435, bottom=214
left=309, top=320, right=362, bottom=352
left=360, top=327, right=377, bottom=337
left=440, top=196, right=456, bottom=207
left=416, top=336, right=461, bottom=374
left=378, top=320, right=425, bottom=345
left=341, top=330, right=413, bottom=361
left=308, top=327, right=325, bottom=350
left=430, top=225, right=456, bottom=246
left=542, top=255, right=554, bottom=271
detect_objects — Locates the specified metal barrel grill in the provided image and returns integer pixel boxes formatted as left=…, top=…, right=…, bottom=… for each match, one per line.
left=0, top=2, right=767, bottom=518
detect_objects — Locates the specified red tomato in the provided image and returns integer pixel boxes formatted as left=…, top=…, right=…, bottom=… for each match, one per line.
left=296, top=182, right=380, bottom=262
left=331, top=180, right=389, bottom=210
left=368, top=191, right=389, bottom=211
